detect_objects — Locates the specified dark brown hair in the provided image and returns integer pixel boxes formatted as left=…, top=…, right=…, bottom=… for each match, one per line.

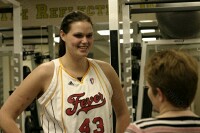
left=145, top=49, right=198, bottom=108
left=58, top=11, right=93, bottom=57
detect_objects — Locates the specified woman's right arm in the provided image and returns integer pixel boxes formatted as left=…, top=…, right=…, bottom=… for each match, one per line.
left=0, top=61, right=54, bottom=133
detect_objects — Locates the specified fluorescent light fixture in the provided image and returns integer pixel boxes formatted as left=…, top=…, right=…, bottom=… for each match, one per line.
left=97, top=29, right=133, bottom=36
left=141, top=29, right=155, bottom=33
left=139, top=20, right=154, bottom=23
left=97, top=30, right=109, bottom=36
left=54, top=37, right=60, bottom=43
left=142, top=38, right=157, bottom=41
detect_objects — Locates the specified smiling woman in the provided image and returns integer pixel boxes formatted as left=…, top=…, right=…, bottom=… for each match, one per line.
left=0, top=10, right=130, bottom=133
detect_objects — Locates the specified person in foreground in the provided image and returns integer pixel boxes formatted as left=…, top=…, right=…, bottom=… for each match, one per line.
left=0, top=11, right=130, bottom=133
left=125, top=49, right=200, bottom=133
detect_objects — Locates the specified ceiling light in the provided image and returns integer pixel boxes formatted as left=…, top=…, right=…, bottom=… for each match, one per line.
left=141, top=29, right=155, bottom=33
left=142, top=38, right=156, bottom=41
left=97, top=30, right=109, bottom=36
left=139, top=20, right=154, bottom=23
left=54, top=37, right=60, bottom=43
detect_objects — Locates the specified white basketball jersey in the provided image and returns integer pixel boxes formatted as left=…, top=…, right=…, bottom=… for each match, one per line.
left=38, top=58, right=113, bottom=133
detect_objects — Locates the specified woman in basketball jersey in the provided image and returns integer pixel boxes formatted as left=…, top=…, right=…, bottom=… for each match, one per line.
left=0, top=11, right=130, bottom=133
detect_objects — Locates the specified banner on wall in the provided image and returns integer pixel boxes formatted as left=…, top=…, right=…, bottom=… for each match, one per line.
left=0, top=0, right=157, bottom=27
left=0, top=0, right=110, bottom=27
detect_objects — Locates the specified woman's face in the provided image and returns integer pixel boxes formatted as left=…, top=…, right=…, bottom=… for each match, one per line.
left=61, top=21, right=94, bottom=58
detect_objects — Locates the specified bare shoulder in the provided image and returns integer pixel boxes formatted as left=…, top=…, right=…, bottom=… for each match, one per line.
left=34, top=61, right=54, bottom=77
left=93, top=59, right=117, bottom=81
left=24, top=61, right=55, bottom=94
left=94, top=59, right=113, bottom=72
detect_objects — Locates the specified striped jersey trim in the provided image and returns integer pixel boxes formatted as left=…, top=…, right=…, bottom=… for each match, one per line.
left=60, top=66, right=67, bottom=133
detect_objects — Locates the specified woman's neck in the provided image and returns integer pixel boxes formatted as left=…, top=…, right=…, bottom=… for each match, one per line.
left=62, top=54, right=88, bottom=68
left=157, top=106, right=197, bottom=118
left=60, top=55, right=89, bottom=77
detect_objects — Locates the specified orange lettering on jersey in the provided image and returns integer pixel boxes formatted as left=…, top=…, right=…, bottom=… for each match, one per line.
left=66, top=92, right=106, bottom=115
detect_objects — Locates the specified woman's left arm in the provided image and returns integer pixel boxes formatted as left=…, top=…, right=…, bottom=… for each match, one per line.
left=96, top=60, right=130, bottom=133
